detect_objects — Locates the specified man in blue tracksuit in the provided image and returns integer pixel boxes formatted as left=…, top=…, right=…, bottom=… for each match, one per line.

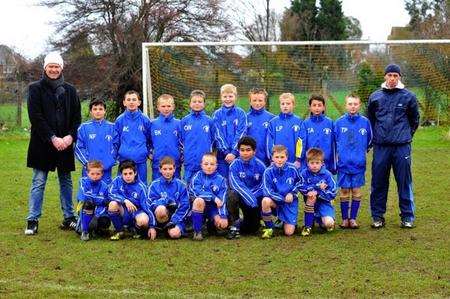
left=114, top=91, right=152, bottom=184
left=298, top=94, right=336, bottom=174
left=148, top=157, right=190, bottom=239
left=228, top=137, right=266, bottom=238
left=246, top=88, right=274, bottom=165
left=75, top=99, right=116, bottom=184
left=180, top=90, right=215, bottom=183
left=368, top=64, right=420, bottom=228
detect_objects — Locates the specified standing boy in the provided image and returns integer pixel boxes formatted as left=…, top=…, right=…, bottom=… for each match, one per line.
left=298, top=94, right=336, bottom=173
left=114, top=91, right=152, bottom=184
left=266, top=93, right=302, bottom=165
left=261, top=145, right=301, bottom=238
left=75, top=99, right=116, bottom=184
left=246, top=88, right=274, bottom=166
left=212, top=84, right=247, bottom=177
left=148, top=157, right=190, bottom=239
left=150, top=94, right=181, bottom=181
left=334, top=94, right=372, bottom=229
left=298, top=148, right=337, bottom=236
left=180, top=90, right=215, bottom=183
left=228, top=136, right=266, bottom=239
left=108, top=160, right=156, bottom=240
left=77, top=160, right=110, bottom=241
left=189, top=153, right=228, bottom=240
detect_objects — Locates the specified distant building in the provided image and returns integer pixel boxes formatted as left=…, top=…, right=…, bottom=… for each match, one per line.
left=0, top=45, right=26, bottom=81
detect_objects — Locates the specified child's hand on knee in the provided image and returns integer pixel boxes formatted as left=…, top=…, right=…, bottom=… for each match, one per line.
left=147, top=227, right=157, bottom=240
left=214, top=197, right=223, bottom=208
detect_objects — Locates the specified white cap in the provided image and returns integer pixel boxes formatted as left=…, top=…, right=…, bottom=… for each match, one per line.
left=44, top=52, right=64, bottom=69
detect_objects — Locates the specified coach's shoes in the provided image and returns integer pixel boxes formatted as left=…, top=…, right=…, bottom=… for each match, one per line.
left=193, top=232, right=203, bottom=241
left=226, top=226, right=240, bottom=240
left=400, top=220, right=414, bottom=229
left=60, top=216, right=78, bottom=230
left=261, top=228, right=273, bottom=239
left=371, top=219, right=385, bottom=229
left=110, top=231, right=125, bottom=241
left=301, top=226, right=312, bottom=236
left=80, top=232, right=90, bottom=241
left=24, top=220, right=38, bottom=235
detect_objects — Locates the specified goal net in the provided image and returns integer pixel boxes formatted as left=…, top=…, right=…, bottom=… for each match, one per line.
left=142, top=40, right=449, bottom=124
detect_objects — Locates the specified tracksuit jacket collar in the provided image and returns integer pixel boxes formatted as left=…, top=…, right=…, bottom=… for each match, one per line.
left=158, top=113, right=174, bottom=122
left=190, top=110, right=205, bottom=117
left=381, top=81, right=405, bottom=90
left=222, top=105, right=236, bottom=115
left=249, top=107, right=266, bottom=115
left=345, top=113, right=360, bottom=122
left=124, top=109, right=141, bottom=119
left=307, top=165, right=327, bottom=176
left=309, top=113, right=325, bottom=122
left=274, top=162, right=289, bottom=173
left=279, top=112, right=293, bottom=119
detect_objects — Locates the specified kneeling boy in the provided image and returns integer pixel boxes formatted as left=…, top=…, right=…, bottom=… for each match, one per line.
left=298, top=148, right=337, bottom=236
left=148, top=157, right=190, bottom=239
left=261, top=145, right=301, bottom=238
left=108, top=160, right=156, bottom=240
left=189, top=153, right=228, bottom=240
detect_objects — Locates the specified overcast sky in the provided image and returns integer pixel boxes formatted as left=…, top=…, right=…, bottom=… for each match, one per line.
left=0, top=0, right=410, bottom=59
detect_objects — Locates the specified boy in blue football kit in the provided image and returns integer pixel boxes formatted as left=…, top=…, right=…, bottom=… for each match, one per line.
left=297, top=94, right=336, bottom=173
left=76, top=160, right=110, bottom=241
left=334, top=94, right=372, bottom=229
left=108, top=160, right=156, bottom=240
left=114, top=91, right=152, bottom=184
left=228, top=136, right=266, bottom=239
left=298, top=148, right=337, bottom=236
left=180, top=90, right=215, bottom=183
left=148, top=157, right=190, bottom=239
left=149, top=94, right=181, bottom=181
left=261, top=145, right=301, bottom=238
left=190, top=153, right=228, bottom=240
left=75, top=99, right=116, bottom=184
left=266, top=93, right=302, bottom=165
left=212, top=84, right=247, bottom=177
left=246, top=88, right=274, bottom=165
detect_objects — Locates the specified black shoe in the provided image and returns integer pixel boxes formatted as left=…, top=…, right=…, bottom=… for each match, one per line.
left=60, top=216, right=78, bottom=230
left=371, top=219, right=385, bottom=229
left=25, top=220, right=38, bottom=235
left=226, top=226, right=240, bottom=240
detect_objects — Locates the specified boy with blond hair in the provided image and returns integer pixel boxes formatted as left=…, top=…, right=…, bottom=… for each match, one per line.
left=266, top=93, right=302, bottom=165
left=334, top=94, right=372, bottom=229
left=180, top=90, right=215, bottom=183
left=246, top=88, right=274, bottom=165
left=212, top=84, right=247, bottom=177
left=150, top=94, right=181, bottom=181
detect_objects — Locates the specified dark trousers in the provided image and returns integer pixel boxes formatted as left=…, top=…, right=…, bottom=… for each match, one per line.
left=227, top=190, right=261, bottom=234
left=370, top=144, right=415, bottom=222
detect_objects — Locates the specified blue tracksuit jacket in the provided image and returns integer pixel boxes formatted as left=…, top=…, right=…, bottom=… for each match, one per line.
left=299, top=114, right=336, bottom=173
left=108, top=176, right=156, bottom=227
left=75, top=119, right=116, bottom=170
left=179, top=110, right=214, bottom=178
left=262, top=162, right=301, bottom=202
left=189, top=170, right=228, bottom=218
left=114, top=110, right=152, bottom=163
left=368, top=85, right=420, bottom=145
left=150, top=113, right=181, bottom=168
left=247, top=107, right=274, bottom=165
left=148, top=177, right=190, bottom=226
left=298, top=166, right=337, bottom=202
left=229, top=157, right=266, bottom=208
left=266, top=112, right=302, bottom=163
left=334, top=113, right=372, bottom=174
left=77, top=177, right=109, bottom=217
left=212, top=105, right=247, bottom=158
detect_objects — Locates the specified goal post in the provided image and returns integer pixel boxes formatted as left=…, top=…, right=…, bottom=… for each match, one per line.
left=142, top=39, right=449, bottom=123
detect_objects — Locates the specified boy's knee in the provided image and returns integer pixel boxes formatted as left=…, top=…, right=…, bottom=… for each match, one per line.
left=193, top=198, right=205, bottom=210
left=108, top=201, right=120, bottom=212
left=352, top=188, right=362, bottom=198
left=155, top=205, right=169, bottom=223
left=284, top=224, right=295, bottom=236
left=168, top=227, right=181, bottom=239
left=306, top=197, right=316, bottom=205
left=340, top=189, right=350, bottom=197
left=322, top=217, right=334, bottom=229
left=261, top=197, right=272, bottom=209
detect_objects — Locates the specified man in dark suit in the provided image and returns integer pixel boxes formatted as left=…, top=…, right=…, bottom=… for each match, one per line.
left=25, top=52, right=81, bottom=235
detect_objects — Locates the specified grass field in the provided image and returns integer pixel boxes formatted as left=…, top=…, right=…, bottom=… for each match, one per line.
left=0, top=127, right=449, bottom=297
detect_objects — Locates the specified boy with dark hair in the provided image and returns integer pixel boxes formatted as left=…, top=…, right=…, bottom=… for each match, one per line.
left=75, top=99, right=116, bottom=183
left=77, top=160, right=110, bottom=241
left=180, top=90, right=215, bottom=183
left=113, top=90, right=152, bottom=184
left=148, top=156, right=190, bottom=239
left=261, top=145, right=301, bottom=239
left=149, top=94, right=181, bottom=181
left=297, top=94, right=336, bottom=173
left=246, top=88, right=274, bottom=165
left=228, top=136, right=266, bottom=239
left=189, top=153, right=228, bottom=240
left=108, top=160, right=156, bottom=240
left=334, top=94, right=372, bottom=229
left=298, top=148, right=337, bottom=236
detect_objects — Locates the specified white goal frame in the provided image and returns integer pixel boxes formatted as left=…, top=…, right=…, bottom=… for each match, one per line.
left=142, top=39, right=450, bottom=118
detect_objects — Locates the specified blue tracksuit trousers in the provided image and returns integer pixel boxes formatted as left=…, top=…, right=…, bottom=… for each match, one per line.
left=370, top=144, right=415, bottom=222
